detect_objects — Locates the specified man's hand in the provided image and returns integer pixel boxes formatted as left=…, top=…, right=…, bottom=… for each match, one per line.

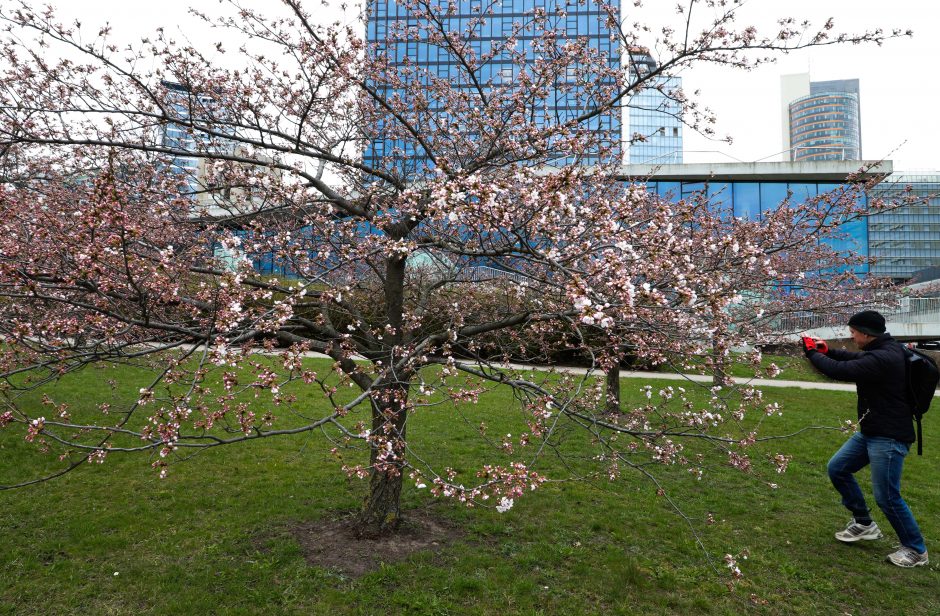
left=802, top=336, right=828, bottom=356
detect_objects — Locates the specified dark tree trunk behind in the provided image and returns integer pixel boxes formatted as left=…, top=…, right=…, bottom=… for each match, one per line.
left=711, top=333, right=734, bottom=389
left=606, top=363, right=621, bottom=413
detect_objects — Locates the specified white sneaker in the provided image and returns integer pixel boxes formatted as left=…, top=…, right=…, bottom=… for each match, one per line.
left=886, top=546, right=929, bottom=568
left=835, top=519, right=883, bottom=543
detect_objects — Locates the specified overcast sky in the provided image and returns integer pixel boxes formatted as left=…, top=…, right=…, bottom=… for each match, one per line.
left=28, top=0, right=940, bottom=172
left=669, top=0, right=938, bottom=171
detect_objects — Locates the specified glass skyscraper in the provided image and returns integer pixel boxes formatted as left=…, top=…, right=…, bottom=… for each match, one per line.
left=161, top=81, right=214, bottom=195
left=625, top=48, right=683, bottom=165
left=781, top=75, right=861, bottom=162
left=364, top=0, right=621, bottom=172
left=159, top=81, right=234, bottom=200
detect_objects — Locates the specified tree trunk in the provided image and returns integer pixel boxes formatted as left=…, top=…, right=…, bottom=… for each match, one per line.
left=605, top=363, right=621, bottom=414
left=355, top=383, right=410, bottom=538
left=355, top=253, right=411, bottom=538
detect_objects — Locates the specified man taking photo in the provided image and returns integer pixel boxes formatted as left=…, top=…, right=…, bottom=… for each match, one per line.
left=803, top=310, right=928, bottom=568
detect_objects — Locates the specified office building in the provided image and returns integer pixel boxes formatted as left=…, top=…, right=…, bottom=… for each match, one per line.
left=364, top=0, right=621, bottom=173
left=620, top=160, right=875, bottom=275
left=868, top=172, right=940, bottom=281
left=619, top=160, right=940, bottom=283
left=160, top=81, right=226, bottom=196
left=626, top=48, right=683, bottom=164
left=159, top=82, right=279, bottom=218
left=781, top=73, right=861, bottom=162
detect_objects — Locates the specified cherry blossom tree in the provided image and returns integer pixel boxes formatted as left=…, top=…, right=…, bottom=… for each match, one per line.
left=0, top=0, right=910, bottom=538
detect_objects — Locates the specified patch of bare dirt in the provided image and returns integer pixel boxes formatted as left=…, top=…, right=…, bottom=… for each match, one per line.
left=288, top=508, right=465, bottom=577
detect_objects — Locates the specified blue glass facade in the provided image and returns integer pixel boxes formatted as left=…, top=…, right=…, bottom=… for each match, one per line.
left=626, top=50, right=682, bottom=164
left=627, top=163, right=940, bottom=282
left=161, top=82, right=213, bottom=195
left=640, top=178, right=869, bottom=273
left=159, top=81, right=234, bottom=198
left=868, top=173, right=940, bottom=281
left=242, top=155, right=938, bottom=283
left=364, top=0, right=621, bottom=172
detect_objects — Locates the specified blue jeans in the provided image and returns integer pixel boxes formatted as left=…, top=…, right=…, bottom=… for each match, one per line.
left=828, top=432, right=926, bottom=553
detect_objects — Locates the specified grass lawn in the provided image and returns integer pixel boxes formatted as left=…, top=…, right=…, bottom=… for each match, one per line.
left=1, top=358, right=937, bottom=615
left=653, top=352, right=833, bottom=383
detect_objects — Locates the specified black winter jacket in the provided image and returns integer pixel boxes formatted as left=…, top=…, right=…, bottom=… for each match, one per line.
left=808, top=333, right=915, bottom=443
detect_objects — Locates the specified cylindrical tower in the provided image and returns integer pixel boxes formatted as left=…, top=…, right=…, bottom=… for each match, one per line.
left=788, top=91, right=861, bottom=161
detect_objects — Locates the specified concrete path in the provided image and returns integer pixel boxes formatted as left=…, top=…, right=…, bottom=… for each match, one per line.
left=475, top=360, right=935, bottom=397
left=267, top=349, right=866, bottom=392
left=617, top=369, right=856, bottom=392
left=309, top=352, right=939, bottom=396
left=470, top=360, right=858, bottom=392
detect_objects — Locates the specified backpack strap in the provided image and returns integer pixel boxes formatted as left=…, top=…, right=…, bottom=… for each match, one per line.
left=903, top=347, right=922, bottom=456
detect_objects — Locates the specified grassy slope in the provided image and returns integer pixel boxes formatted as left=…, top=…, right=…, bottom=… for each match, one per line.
left=655, top=353, right=833, bottom=383
left=0, top=359, right=937, bottom=615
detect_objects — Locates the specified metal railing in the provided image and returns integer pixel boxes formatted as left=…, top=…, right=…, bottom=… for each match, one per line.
left=456, top=265, right=532, bottom=285
left=774, top=297, right=940, bottom=333
left=892, top=297, right=940, bottom=322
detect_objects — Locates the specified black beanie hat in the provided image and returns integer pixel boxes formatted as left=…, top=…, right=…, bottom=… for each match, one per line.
left=847, top=310, right=886, bottom=336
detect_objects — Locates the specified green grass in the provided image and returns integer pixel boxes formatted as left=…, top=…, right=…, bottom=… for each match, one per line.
left=651, top=351, right=833, bottom=383
left=1, top=359, right=937, bottom=615
left=728, top=353, right=829, bottom=382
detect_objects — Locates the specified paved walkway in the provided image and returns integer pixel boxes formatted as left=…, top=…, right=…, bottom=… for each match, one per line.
left=617, top=369, right=856, bottom=391
left=301, top=351, right=858, bottom=393
left=479, top=360, right=858, bottom=392
left=484, top=361, right=935, bottom=397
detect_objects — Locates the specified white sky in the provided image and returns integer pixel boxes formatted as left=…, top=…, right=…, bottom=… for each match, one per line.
left=667, top=0, right=939, bottom=171
left=27, top=0, right=940, bottom=171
